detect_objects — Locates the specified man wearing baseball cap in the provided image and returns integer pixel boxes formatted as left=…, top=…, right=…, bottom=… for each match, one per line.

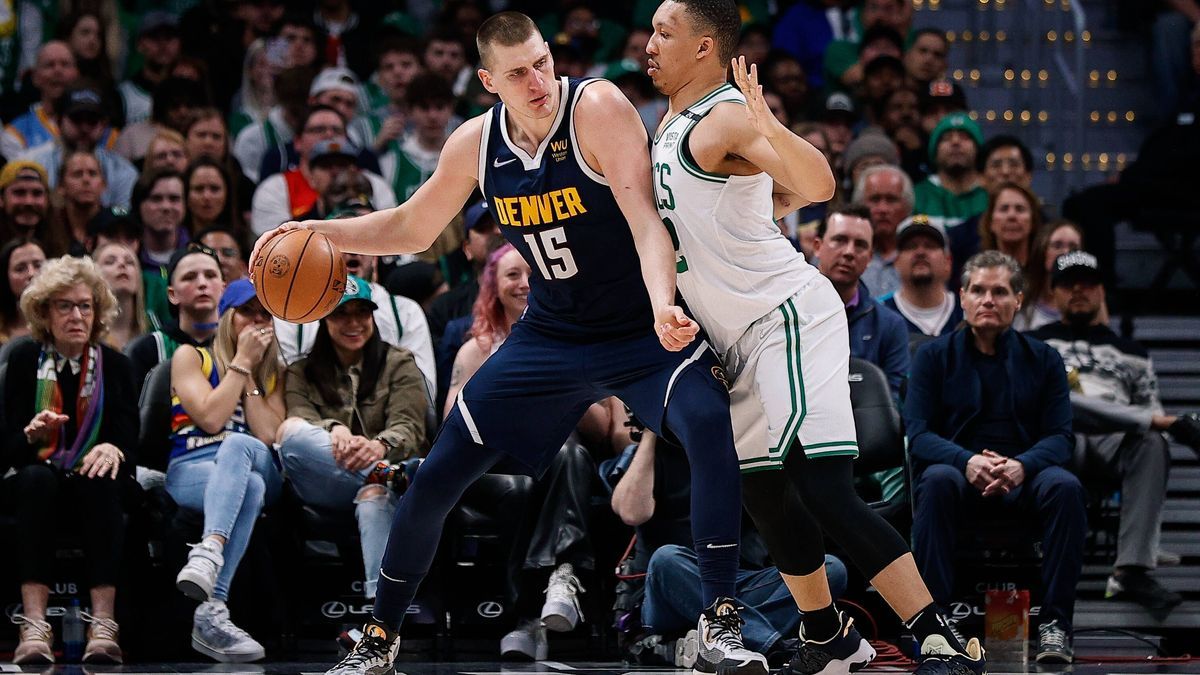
left=0, top=160, right=55, bottom=248
left=254, top=69, right=383, bottom=185
left=881, top=215, right=962, bottom=338
left=913, top=111, right=987, bottom=230
left=250, top=116, right=396, bottom=236
left=19, top=83, right=139, bottom=209
left=1029, top=250, right=1195, bottom=617
left=1, top=41, right=118, bottom=160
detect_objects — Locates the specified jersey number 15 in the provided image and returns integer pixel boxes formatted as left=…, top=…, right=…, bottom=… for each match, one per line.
left=523, top=227, right=579, bottom=280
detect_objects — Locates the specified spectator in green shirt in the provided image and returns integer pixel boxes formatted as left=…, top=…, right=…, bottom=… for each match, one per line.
left=914, top=112, right=988, bottom=230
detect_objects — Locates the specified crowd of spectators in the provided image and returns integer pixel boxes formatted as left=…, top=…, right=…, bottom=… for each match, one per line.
left=2, top=0, right=1200, bottom=668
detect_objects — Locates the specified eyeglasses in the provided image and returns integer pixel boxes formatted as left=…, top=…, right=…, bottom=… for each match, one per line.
left=213, top=246, right=240, bottom=258
left=49, top=299, right=94, bottom=316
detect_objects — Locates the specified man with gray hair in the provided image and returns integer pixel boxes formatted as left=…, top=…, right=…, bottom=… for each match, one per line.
left=904, top=250, right=1086, bottom=664
left=853, top=164, right=914, bottom=297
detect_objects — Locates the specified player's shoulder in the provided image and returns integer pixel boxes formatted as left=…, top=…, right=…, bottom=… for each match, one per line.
left=573, top=78, right=635, bottom=119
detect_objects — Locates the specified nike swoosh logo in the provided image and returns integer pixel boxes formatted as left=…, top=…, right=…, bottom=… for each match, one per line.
left=705, top=543, right=737, bottom=549
left=493, top=157, right=518, bottom=168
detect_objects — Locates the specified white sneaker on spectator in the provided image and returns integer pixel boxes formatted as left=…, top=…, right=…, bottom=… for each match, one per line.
left=192, top=600, right=265, bottom=662
left=500, top=619, right=548, bottom=660
left=177, top=539, right=224, bottom=602
left=1157, top=549, right=1182, bottom=567
left=675, top=629, right=699, bottom=668
left=541, top=562, right=584, bottom=632
left=12, top=614, right=54, bottom=664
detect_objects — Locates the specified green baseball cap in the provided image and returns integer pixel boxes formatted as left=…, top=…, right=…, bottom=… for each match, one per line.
left=338, top=275, right=379, bottom=310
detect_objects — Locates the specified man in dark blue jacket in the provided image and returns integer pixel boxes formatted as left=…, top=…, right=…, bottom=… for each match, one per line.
left=904, top=251, right=1085, bottom=665
left=813, top=205, right=911, bottom=401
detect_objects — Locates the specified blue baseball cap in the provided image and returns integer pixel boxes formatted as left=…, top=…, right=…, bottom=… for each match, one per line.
left=463, top=201, right=494, bottom=237
left=219, top=278, right=258, bottom=316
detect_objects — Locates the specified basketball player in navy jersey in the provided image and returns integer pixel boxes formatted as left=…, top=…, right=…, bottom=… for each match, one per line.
left=253, top=12, right=767, bottom=675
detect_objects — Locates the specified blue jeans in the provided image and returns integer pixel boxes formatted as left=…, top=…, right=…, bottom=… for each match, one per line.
left=166, top=433, right=283, bottom=601
left=642, top=544, right=849, bottom=653
left=278, top=421, right=397, bottom=598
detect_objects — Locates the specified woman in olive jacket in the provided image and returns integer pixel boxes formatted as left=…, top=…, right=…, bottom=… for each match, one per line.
left=276, top=275, right=428, bottom=599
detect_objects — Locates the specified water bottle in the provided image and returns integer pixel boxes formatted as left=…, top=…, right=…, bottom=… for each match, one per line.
left=63, top=599, right=86, bottom=662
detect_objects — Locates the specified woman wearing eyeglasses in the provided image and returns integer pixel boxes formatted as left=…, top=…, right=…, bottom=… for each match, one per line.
left=2, top=256, right=139, bottom=665
left=165, top=278, right=284, bottom=662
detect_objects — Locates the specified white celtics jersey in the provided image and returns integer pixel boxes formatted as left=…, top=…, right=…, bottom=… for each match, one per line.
left=651, top=83, right=820, bottom=353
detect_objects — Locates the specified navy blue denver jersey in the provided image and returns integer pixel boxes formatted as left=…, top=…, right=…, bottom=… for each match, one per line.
left=479, top=76, right=654, bottom=341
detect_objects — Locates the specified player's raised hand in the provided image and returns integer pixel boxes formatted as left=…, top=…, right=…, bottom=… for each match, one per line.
left=656, top=306, right=700, bottom=352
left=249, top=220, right=312, bottom=277
left=730, top=56, right=785, bottom=140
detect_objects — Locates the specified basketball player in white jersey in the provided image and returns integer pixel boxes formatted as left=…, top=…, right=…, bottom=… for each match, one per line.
left=645, top=1, right=987, bottom=674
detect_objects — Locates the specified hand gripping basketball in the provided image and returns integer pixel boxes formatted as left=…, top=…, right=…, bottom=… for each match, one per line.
left=251, top=222, right=348, bottom=323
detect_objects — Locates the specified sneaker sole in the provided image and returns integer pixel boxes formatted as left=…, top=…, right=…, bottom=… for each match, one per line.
left=541, top=600, right=579, bottom=632
left=1035, top=651, right=1072, bottom=665
left=693, top=657, right=769, bottom=675
left=191, top=635, right=265, bottom=663
left=12, top=651, right=54, bottom=665
left=813, top=639, right=877, bottom=675
left=177, top=576, right=213, bottom=603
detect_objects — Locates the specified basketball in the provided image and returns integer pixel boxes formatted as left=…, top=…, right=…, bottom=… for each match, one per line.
left=251, top=229, right=348, bottom=323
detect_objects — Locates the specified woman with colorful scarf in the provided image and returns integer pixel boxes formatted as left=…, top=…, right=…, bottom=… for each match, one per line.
left=166, top=278, right=284, bottom=663
left=2, top=256, right=138, bottom=665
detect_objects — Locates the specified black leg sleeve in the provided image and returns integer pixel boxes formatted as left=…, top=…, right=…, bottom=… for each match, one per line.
left=786, top=451, right=911, bottom=580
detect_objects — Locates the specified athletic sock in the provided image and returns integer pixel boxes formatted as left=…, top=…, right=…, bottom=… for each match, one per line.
left=800, top=603, right=842, bottom=643
left=904, top=603, right=965, bottom=654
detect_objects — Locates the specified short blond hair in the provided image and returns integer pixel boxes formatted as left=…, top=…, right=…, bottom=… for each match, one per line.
left=20, top=255, right=118, bottom=345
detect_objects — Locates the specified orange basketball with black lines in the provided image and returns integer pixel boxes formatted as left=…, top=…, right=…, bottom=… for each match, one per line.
left=252, top=230, right=347, bottom=323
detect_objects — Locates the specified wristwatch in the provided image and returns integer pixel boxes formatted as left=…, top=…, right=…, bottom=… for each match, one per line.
left=245, top=385, right=263, bottom=397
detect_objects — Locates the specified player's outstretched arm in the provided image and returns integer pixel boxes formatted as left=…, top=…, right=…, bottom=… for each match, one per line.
left=250, top=117, right=483, bottom=266
left=724, top=56, right=836, bottom=204
left=574, top=81, right=698, bottom=351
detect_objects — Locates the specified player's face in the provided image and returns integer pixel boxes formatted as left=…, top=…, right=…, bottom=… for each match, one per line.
left=815, top=214, right=873, bottom=288
left=961, top=266, right=1021, bottom=331
left=496, top=249, right=531, bottom=319
left=325, top=299, right=376, bottom=354
left=896, top=235, right=949, bottom=287
left=646, top=1, right=707, bottom=96
left=479, top=37, right=558, bottom=120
